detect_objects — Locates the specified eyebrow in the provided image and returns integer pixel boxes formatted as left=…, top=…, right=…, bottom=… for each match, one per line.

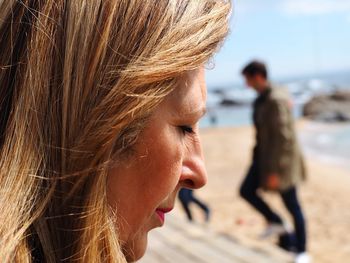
left=182, top=106, right=207, bottom=119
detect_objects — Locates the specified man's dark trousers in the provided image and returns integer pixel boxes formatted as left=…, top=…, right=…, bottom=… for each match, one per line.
left=239, top=161, right=306, bottom=252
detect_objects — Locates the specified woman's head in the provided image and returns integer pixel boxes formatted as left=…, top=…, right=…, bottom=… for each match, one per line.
left=0, top=0, right=230, bottom=262
left=108, top=68, right=208, bottom=260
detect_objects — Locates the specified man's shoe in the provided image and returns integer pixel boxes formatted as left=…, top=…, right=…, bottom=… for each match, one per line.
left=294, top=252, right=311, bottom=263
left=259, top=222, right=290, bottom=239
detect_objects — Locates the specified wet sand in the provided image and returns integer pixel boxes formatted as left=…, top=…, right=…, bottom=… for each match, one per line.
left=174, top=120, right=350, bottom=263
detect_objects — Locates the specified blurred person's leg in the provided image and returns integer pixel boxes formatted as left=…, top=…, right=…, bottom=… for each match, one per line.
left=178, top=188, right=193, bottom=221
left=281, top=187, right=306, bottom=253
left=239, top=162, right=283, bottom=224
left=191, top=194, right=210, bottom=222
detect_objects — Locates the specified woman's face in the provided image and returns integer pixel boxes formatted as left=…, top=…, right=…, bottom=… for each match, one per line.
left=107, top=68, right=207, bottom=261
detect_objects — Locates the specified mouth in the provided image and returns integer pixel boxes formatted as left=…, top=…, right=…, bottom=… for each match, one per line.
left=155, top=207, right=173, bottom=224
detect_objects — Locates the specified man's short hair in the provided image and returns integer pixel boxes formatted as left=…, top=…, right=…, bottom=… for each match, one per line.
left=241, top=60, right=268, bottom=79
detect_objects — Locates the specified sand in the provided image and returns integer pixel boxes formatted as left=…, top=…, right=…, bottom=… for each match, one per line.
left=173, top=120, right=350, bottom=263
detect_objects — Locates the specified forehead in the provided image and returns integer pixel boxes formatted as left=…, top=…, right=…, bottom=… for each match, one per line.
left=166, top=68, right=206, bottom=116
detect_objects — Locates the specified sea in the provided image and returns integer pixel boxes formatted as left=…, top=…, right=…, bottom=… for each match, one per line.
left=200, top=70, right=350, bottom=169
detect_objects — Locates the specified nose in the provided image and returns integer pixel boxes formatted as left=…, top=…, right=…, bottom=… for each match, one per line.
left=179, top=140, right=207, bottom=189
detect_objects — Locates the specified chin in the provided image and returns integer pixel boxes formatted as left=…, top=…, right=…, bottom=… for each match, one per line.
left=124, top=233, right=148, bottom=262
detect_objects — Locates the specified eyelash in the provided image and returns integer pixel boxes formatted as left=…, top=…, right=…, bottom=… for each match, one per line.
left=179, top=125, right=194, bottom=135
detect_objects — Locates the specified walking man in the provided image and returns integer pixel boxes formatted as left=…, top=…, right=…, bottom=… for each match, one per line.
left=239, top=60, right=310, bottom=263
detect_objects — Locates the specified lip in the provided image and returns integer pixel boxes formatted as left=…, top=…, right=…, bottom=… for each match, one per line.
left=155, top=207, right=173, bottom=224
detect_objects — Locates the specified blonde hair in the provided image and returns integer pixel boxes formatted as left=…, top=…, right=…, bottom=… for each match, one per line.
left=0, top=0, right=230, bottom=262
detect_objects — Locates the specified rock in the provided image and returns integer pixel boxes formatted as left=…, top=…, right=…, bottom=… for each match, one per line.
left=220, top=98, right=244, bottom=106
left=330, top=90, right=350, bottom=101
left=303, top=90, right=350, bottom=122
left=211, top=88, right=226, bottom=96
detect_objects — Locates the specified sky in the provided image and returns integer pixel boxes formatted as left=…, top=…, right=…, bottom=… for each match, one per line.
left=206, top=0, right=350, bottom=88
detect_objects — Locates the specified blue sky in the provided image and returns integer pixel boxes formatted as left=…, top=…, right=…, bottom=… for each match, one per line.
left=206, top=0, right=350, bottom=87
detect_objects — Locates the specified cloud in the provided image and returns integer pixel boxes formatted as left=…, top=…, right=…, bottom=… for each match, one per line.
left=233, top=0, right=277, bottom=14
left=281, top=0, right=350, bottom=16
left=233, top=0, right=350, bottom=20
left=234, top=0, right=350, bottom=16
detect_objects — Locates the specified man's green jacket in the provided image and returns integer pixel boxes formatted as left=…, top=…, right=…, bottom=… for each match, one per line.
left=253, top=85, right=307, bottom=191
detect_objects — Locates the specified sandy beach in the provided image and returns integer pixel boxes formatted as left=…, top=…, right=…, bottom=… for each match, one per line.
left=173, top=120, right=350, bottom=263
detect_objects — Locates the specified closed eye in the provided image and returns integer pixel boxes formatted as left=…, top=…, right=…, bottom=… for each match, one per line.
left=179, top=125, right=194, bottom=135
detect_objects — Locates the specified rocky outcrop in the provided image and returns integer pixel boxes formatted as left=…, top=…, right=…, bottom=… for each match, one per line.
left=220, top=98, right=245, bottom=106
left=303, top=90, right=350, bottom=122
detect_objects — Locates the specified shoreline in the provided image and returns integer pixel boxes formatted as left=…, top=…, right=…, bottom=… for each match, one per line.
left=298, top=120, right=350, bottom=170
left=201, top=118, right=350, bottom=171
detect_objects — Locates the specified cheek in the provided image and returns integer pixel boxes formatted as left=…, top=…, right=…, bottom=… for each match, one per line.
left=106, top=128, right=183, bottom=241
left=143, top=134, right=183, bottom=200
